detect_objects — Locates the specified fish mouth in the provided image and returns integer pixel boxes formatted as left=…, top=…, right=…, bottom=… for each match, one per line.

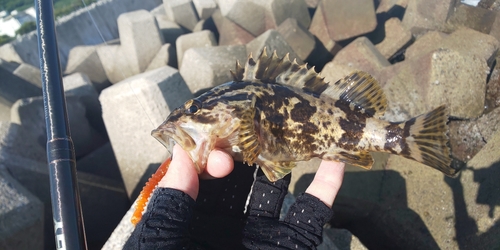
left=151, top=123, right=205, bottom=173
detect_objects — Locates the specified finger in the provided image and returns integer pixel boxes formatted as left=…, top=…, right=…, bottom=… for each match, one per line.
left=305, top=160, right=345, bottom=208
left=158, top=144, right=199, bottom=200
left=200, top=149, right=234, bottom=179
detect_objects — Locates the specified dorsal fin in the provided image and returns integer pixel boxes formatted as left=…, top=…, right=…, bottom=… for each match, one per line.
left=324, top=71, right=387, bottom=118
left=229, top=49, right=387, bottom=118
left=230, top=47, right=330, bottom=96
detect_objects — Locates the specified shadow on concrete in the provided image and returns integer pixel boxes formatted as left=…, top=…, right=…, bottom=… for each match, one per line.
left=294, top=170, right=440, bottom=250
left=444, top=161, right=500, bottom=250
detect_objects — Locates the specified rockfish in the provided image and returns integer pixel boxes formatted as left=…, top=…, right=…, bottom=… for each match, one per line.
left=152, top=49, right=458, bottom=182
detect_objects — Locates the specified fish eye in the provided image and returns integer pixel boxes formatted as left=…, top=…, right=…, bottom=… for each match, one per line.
left=185, top=99, right=201, bottom=114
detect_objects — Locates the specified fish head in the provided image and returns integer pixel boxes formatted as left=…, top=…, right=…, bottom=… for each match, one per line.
left=152, top=90, right=253, bottom=173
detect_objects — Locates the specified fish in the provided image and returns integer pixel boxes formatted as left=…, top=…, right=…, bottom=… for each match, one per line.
left=152, top=48, right=458, bottom=182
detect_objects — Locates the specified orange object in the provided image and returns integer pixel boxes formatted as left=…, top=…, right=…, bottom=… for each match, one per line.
left=131, top=158, right=171, bottom=225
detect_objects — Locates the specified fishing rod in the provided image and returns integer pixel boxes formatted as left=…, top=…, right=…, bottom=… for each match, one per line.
left=35, top=0, right=88, bottom=248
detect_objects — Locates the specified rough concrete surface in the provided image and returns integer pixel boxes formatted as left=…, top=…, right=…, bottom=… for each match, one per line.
left=100, top=66, right=192, bottom=197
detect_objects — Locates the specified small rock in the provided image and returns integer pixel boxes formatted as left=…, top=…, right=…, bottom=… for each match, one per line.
left=100, top=66, right=192, bottom=197
left=485, top=57, right=500, bottom=112
left=332, top=36, right=390, bottom=77
left=164, top=0, right=199, bottom=31
left=211, top=9, right=255, bottom=46
left=402, top=0, right=456, bottom=36
left=180, top=45, right=247, bottom=94
left=65, top=45, right=110, bottom=93
left=320, top=0, right=377, bottom=41
left=155, top=15, right=185, bottom=45
left=146, top=43, right=177, bottom=70
left=12, top=63, right=42, bottom=88
left=309, top=2, right=342, bottom=55
left=0, top=167, right=43, bottom=250
left=375, top=17, right=412, bottom=59
left=176, top=30, right=217, bottom=68
left=192, top=0, right=217, bottom=20
left=276, top=18, right=316, bottom=61
left=246, top=29, right=301, bottom=63
left=219, top=0, right=310, bottom=37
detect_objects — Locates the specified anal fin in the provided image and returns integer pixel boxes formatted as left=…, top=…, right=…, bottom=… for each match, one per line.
left=258, top=160, right=296, bottom=182
left=327, top=151, right=374, bottom=170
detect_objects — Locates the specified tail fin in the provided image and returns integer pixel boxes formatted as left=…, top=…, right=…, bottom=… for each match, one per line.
left=403, top=105, right=457, bottom=176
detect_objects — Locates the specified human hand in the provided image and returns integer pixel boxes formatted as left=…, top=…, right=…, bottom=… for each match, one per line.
left=125, top=145, right=345, bottom=249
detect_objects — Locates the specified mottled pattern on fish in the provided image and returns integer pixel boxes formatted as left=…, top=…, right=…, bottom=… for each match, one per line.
left=153, top=49, right=458, bottom=182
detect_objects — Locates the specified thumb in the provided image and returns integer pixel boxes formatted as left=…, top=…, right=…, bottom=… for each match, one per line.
left=158, top=144, right=199, bottom=200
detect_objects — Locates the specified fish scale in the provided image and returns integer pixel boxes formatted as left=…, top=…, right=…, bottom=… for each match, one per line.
left=152, top=48, right=459, bottom=182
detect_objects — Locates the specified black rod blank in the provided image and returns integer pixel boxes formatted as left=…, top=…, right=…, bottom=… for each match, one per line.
left=34, top=0, right=87, bottom=248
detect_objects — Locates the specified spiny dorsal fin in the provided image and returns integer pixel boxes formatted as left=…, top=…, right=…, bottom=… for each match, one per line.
left=324, top=71, right=387, bottom=118
left=230, top=47, right=330, bottom=96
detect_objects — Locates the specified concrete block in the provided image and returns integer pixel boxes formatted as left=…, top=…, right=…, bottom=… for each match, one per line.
left=101, top=202, right=136, bottom=250
left=146, top=43, right=177, bottom=70
left=65, top=45, right=110, bottom=93
left=0, top=64, right=41, bottom=122
left=10, top=96, right=106, bottom=159
left=63, top=73, right=106, bottom=136
left=0, top=43, right=24, bottom=65
left=332, top=37, right=390, bottom=77
left=100, top=66, right=192, bottom=197
left=97, top=45, right=130, bottom=84
left=308, top=3, right=342, bottom=55
left=3, top=154, right=129, bottom=249
left=192, top=17, right=219, bottom=40
left=164, top=0, right=200, bottom=31
left=246, top=29, right=301, bottom=64
left=405, top=31, right=448, bottom=61
left=376, top=0, right=409, bottom=13
left=98, top=10, right=164, bottom=83
left=0, top=167, right=44, bottom=250
left=155, top=15, right=185, bottom=45
left=176, top=30, right=217, bottom=68
left=212, top=9, right=255, bottom=46
left=375, top=18, right=413, bottom=59
left=180, top=45, right=247, bottom=94
left=402, top=0, right=456, bottom=35
left=320, top=0, right=377, bottom=41
left=12, top=63, right=42, bottom=88
left=219, top=0, right=311, bottom=37
left=276, top=18, right=316, bottom=61
left=383, top=49, right=489, bottom=120
left=193, top=0, right=217, bottom=20
left=320, top=61, right=359, bottom=85
left=77, top=142, right=123, bottom=182
left=406, top=27, right=499, bottom=67
left=0, top=59, right=20, bottom=73
left=119, top=10, right=164, bottom=74
left=150, top=3, right=167, bottom=16
left=446, top=3, right=497, bottom=34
